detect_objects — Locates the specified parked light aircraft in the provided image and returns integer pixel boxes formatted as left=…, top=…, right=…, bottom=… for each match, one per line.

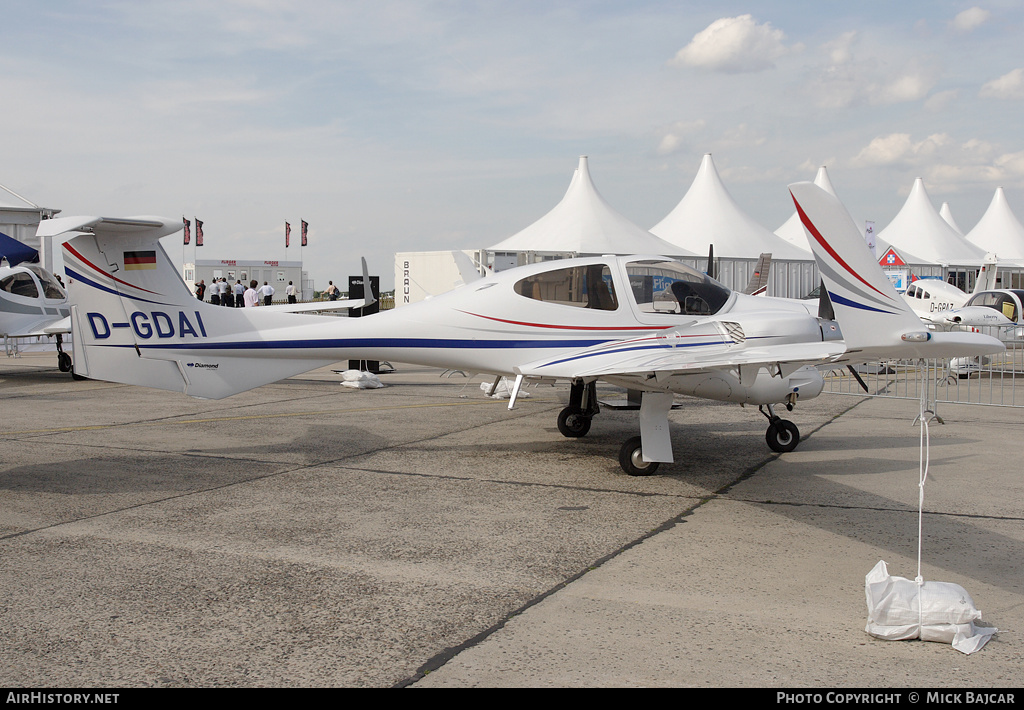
left=0, top=232, right=73, bottom=371
left=901, top=256, right=1011, bottom=330
left=60, top=184, right=1003, bottom=475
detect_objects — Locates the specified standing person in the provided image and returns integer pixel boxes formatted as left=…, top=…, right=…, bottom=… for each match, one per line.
left=285, top=280, right=297, bottom=304
left=222, top=278, right=232, bottom=307
left=234, top=280, right=245, bottom=308
left=195, top=279, right=206, bottom=301
left=325, top=281, right=339, bottom=300
left=210, top=278, right=220, bottom=306
left=243, top=280, right=259, bottom=307
left=260, top=281, right=275, bottom=306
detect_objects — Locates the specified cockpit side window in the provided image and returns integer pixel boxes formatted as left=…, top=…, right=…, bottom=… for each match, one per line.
left=626, top=260, right=731, bottom=316
left=513, top=264, right=618, bottom=311
left=0, top=272, right=39, bottom=299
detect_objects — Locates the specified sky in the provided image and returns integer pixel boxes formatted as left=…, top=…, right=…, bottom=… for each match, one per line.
left=3, top=1, right=1024, bottom=291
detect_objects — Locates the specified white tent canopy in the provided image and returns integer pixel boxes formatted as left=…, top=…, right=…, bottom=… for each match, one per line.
left=651, top=153, right=810, bottom=261
left=489, top=156, right=687, bottom=256
left=876, top=178, right=986, bottom=266
left=966, top=187, right=1024, bottom=263
left=939, top=202, right=965, bottom=236
left=774, top=165, right=837, bottom=255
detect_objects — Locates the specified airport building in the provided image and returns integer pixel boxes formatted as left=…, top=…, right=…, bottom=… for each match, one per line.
left=184, top=259, right=312, bottom=302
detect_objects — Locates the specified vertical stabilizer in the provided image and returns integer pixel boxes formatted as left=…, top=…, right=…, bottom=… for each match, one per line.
left=789, top=183, right=1003, bottom=360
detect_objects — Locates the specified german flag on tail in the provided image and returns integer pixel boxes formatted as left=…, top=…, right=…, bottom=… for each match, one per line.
left=124, top=250, right=157, bottom=270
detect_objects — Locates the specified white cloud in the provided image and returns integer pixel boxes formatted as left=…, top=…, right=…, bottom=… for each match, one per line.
left=924, top=89, right=958, bottom=112
left=851, top=133, right=951, bottom=167
left=950, top=7, right=991, bottom=32
left=804, top=33, right=938, bottom=109
left=823, top=30, right=857, bottom=64
left=851, top=132, right=1024, bottom=192
left=656, top=119, right=706, bottom=155
left=669, top=15, right=795, bottom=73
left=979, top=67, right=1024, bottom=99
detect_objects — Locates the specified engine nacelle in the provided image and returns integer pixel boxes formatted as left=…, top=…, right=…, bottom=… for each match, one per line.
left=663, top=364, right=824, bottom=405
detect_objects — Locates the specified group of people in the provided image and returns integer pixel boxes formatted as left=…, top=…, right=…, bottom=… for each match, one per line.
left=195, top=278, right=297, bottom=307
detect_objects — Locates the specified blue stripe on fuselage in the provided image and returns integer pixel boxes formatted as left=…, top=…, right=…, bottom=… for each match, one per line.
left=102, top=337, right=615, bottom=351
left=66, top=267, right=174, bottom=307
left=828, top=291, right=898, bottom=314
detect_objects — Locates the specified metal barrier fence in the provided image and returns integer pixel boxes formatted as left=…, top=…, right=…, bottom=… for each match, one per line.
left=824, top=326, right=1024, bottom=408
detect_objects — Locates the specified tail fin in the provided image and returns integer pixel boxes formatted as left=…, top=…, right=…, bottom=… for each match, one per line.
left=742, top=253, right=771, bottom=296
left=789, top=183, right=1002, bottom=360
left=973, top=253, right=999, bottom=294
left=62, top=217, right=337, bottom=398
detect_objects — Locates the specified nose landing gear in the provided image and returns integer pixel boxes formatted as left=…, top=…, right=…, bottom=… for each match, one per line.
left=760, top=404, right=800, bottom=453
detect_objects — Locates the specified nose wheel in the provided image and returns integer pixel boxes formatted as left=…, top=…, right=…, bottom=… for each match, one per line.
left=760, top=404, right=800, bottom=453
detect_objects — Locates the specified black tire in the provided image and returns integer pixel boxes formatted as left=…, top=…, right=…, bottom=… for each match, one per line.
left=57, top=351, right=72, bottom=373
left=618, top=436, right=659, bottom=476
left=557, top=407, right=591, bottom=438
left=766, top=419, right=800, bottom=453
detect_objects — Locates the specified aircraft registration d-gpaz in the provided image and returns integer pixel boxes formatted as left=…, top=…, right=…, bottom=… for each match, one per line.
left=63, top=184, right=1003, bottom=476
left=901, top=255, right=1016, bottom=330
left=0, top=230, right=73, bottom=372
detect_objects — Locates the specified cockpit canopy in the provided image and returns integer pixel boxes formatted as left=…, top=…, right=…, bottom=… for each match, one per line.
left=514, top=263, right=618, bottom=311
left=511, top=258, right=732, bottom=316
left=0, top=264, right=67, bottom=300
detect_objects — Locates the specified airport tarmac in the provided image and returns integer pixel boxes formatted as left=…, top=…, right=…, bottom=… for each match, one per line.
left=0, top=352, right=1020, bottom=688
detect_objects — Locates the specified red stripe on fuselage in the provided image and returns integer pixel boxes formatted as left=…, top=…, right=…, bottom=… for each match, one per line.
left=63, top=243, right=161, bottom=295
left=460, top=311, right=675, bottom=332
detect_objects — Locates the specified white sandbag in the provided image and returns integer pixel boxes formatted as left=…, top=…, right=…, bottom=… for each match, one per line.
left=480, top=378, right=531, bottom=399
left=865, top=560, right=997, bottom=654
left=339, top=370, right=384, bottom=389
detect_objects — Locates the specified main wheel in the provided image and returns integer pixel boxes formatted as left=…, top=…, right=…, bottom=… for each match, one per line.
left=765, top=419, right=800, bottom=453
left=618, top=436, right=659, bottom=476
left=57, top=351, right=72, bottom=373
left=557, top=407, right=592, bottom=438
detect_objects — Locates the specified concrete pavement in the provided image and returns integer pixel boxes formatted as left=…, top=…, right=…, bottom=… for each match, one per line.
left=0, top=352, right=1019, bottom=687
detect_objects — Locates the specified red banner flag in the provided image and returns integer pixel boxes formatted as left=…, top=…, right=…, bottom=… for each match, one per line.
left=301, top=220, right=308, bottom=246
left=183, top=218, right=191, bottom=245
left=195, top=219, right=204, bottom=247
left=285, top=221, right=291, bottom=248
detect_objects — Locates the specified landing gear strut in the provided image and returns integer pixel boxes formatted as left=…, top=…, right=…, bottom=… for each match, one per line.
left=56, top=334, right=72, bottom=373
left=760, top=404, right=800, bottom=453
left=557, top=379, right=599, bottom=438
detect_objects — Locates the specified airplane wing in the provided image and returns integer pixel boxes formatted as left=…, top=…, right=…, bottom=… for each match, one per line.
left=257, top=298, right=372, bottom=314
left=0, top=316, right=72, bottom=338
left=513, top=332, right=845, bottom=381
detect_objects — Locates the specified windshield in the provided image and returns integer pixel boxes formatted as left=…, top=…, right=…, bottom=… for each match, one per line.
left=21, top=264, right=66, bottom=300
left=626, top=259, right=731, bottom=316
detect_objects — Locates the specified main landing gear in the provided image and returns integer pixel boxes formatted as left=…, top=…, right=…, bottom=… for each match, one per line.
left=556, top=380, right=599, bottom=438
left=55, top=334, right=85, bottom=379
left=555, top=381, right=665, bottom=477
left=554, top=381, right=804, bottom=476
left=56, top=334, right=72, bottom=373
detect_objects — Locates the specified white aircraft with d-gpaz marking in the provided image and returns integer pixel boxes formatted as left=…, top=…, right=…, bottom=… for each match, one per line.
left=61, top=184, right=1003, bottom=476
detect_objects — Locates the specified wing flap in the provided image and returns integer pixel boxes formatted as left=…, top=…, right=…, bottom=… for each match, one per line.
left=514, top=338, right=845, bottom=380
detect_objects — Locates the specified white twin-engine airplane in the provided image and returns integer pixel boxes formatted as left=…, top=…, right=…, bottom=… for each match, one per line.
left=62, top=184, right=1003, bottom=475
left=902, top=257, right=1013, bottom=330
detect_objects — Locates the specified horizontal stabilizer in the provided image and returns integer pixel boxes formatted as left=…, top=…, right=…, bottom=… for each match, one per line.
left=789, top=183, right=1003, bottom=361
